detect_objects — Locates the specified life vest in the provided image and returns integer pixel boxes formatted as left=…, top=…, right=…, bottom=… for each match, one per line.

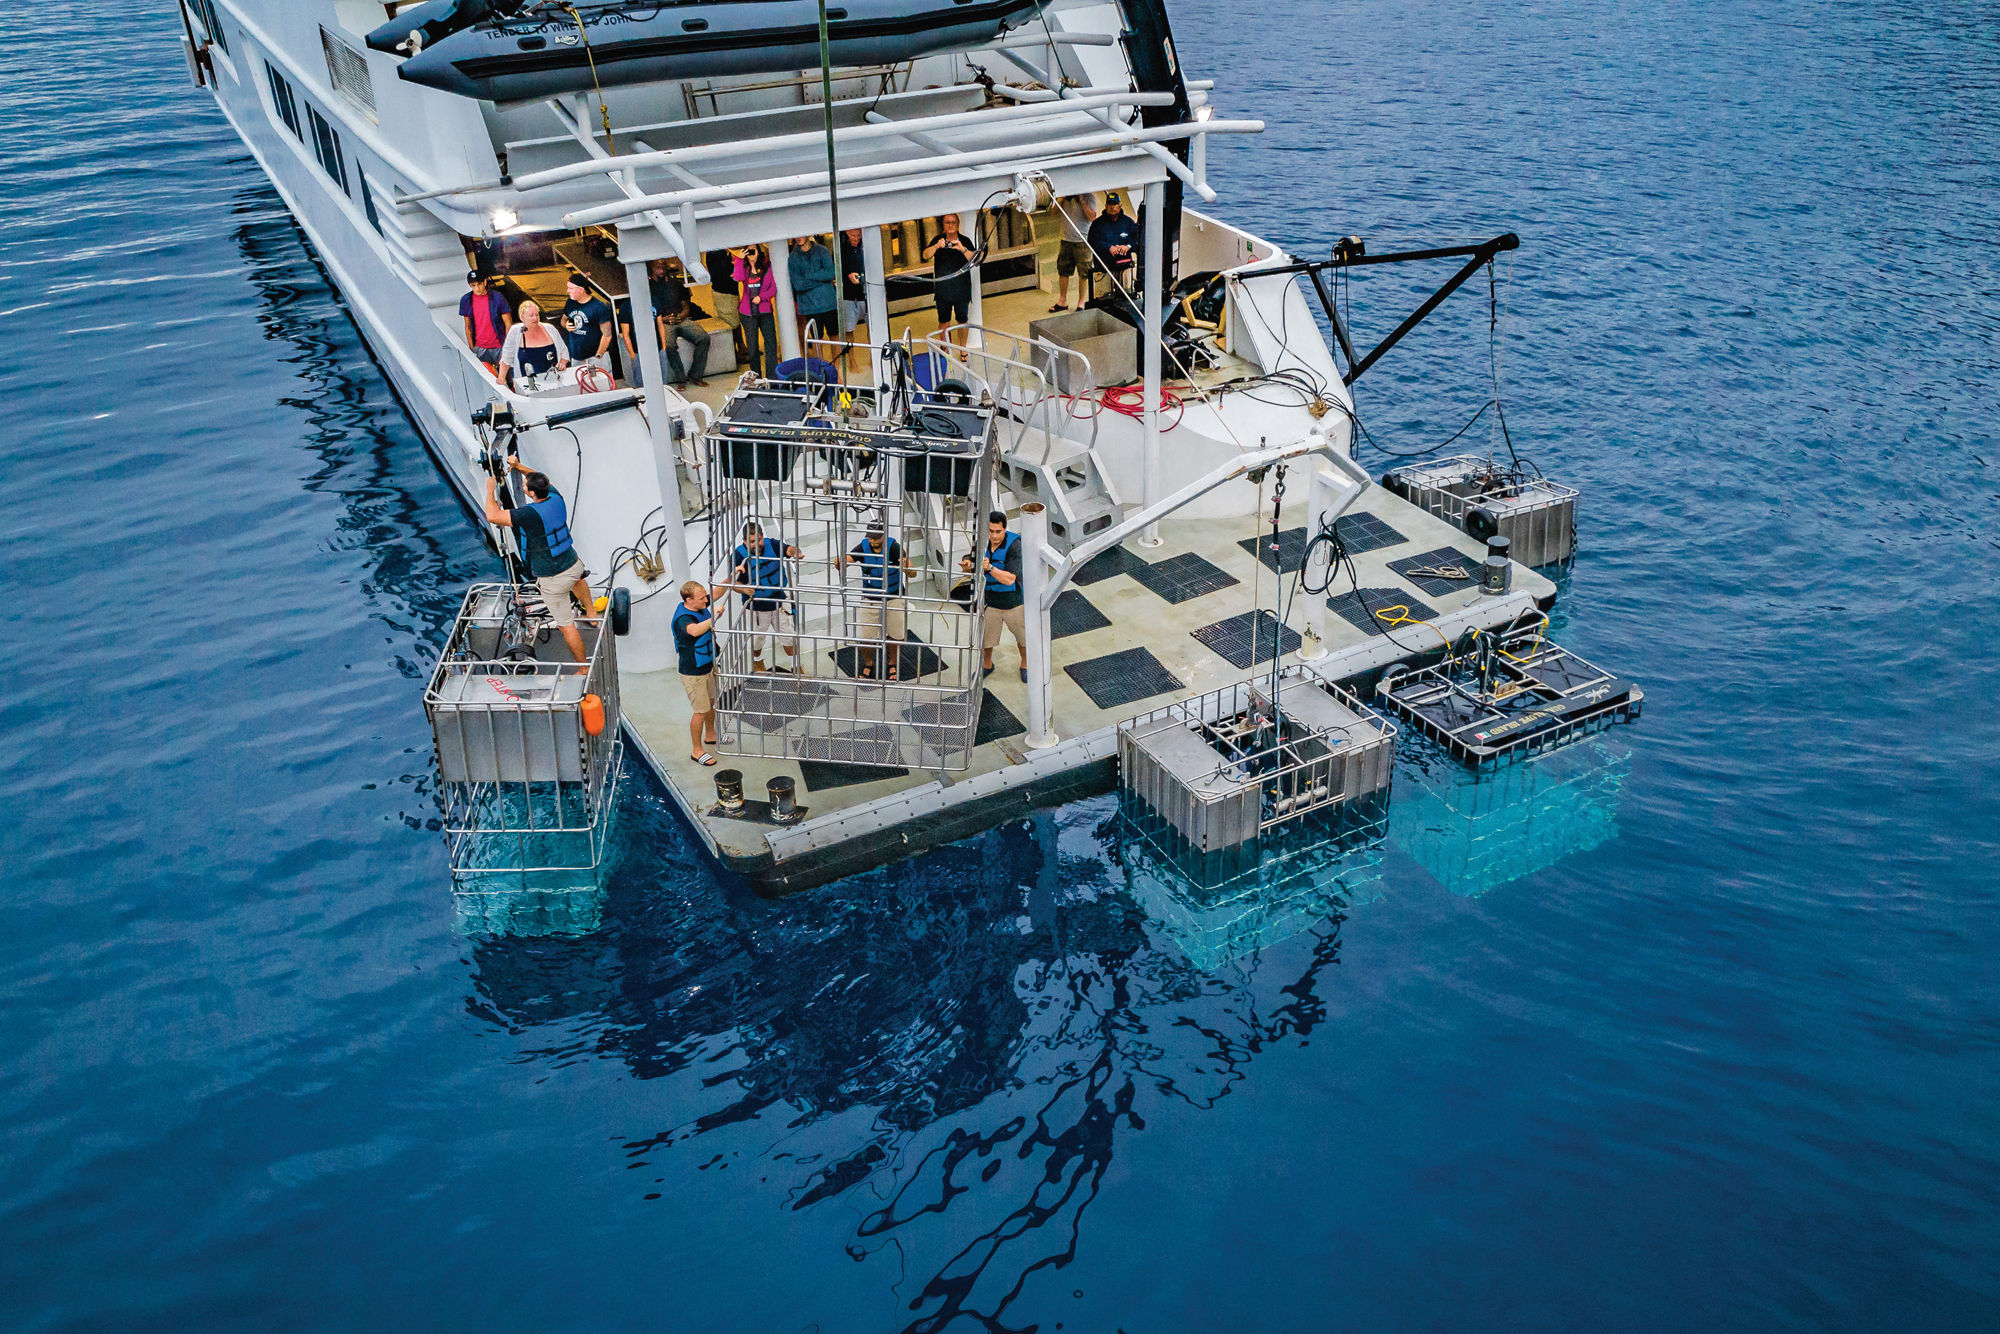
left=517, top=492, right=574, bottom=575
left=672, top=603, right=716, bottom=672
left=854, top=539, right=903, bottom=597
left=983, top=531, right=1018, bottom=596
left=733, top=538, right=788, bottom=603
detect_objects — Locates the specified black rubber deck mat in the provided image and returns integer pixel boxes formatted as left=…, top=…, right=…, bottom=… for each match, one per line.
left=1131, top=552, right=1239, bottom=605
left=1327, top=587, right=1439, bottom=637
left=1388, top=545, right=1481, bottom=598
left=797, top=758, right=909, bottom=791
left=1064, top=646, right=1186, bottom=709
left=1048, top=589, right=1112, bottom=639
left=830, top=632, right=944, bottom=681
left=1237, top=513, right=1409, bottom=573
left=1073, top=543, right=1148, bottom=586
left=1190, top=609, right=1302, bottom=668
left=974, top=691, right=1027, bottom=745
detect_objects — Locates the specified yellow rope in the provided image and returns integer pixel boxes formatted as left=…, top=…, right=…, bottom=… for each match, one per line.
left=564, top=6, right=617, bottom=155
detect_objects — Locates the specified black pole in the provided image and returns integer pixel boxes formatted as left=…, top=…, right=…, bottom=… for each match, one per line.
left=1343, top=250, right=1497, bottom=386
left=1115, top=0, right=1192, bottom=290
left=818, top=0, right=845, bottom=366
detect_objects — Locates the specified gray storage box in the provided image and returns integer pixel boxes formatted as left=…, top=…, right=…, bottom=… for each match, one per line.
left=431, top=669, right=588, bottom=783
left=1119, top=716, right=1264, bottom=854
left=1466, top=481, right=1577, bottom=567
left=1028, top=308, right=1134, bottom=393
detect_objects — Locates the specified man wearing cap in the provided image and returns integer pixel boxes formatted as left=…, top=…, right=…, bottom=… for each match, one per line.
left=962, top=510, right=1027, bottom=681
left=557, top=271, right=614, bottom=374
left=460, top=271, right=513, bottom=378
left=836, top=522, right=913, bottom=681
left=1087, top=193, right=1141, bottom=291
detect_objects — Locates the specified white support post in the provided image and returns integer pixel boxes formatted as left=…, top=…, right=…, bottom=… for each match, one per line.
left=1139, top=179, right=1165, bottom=546
left=862, top=224, right=890, bottom=389
left=1018, top=503, right=1058, bottom=748
left=622, top=260, right=692, bottom=587
left=1297, top=464, right=1346, bottom=661
left=967, top=259, right=983, bottom=349
left=769, top=245, right=802, bottom=364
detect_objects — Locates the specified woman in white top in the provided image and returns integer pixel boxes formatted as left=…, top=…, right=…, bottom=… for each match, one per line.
left=500, top=300, right=569, bottom=389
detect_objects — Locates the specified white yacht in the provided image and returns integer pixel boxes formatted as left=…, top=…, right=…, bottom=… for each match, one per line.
left=179, top=0, right=1626, bottom=894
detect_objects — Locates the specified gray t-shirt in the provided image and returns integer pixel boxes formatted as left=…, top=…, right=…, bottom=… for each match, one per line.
left=1059, top=192, right=1100, bottom=244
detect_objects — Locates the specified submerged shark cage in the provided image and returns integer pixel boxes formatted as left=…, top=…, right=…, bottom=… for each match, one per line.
left=1383, top=453, right=1579, bottom=567
left=1117, top=670, right=1398, bottom=861
left=702, top=380, right=998, bottom=772
left=424, top=585, right=623, bottom=884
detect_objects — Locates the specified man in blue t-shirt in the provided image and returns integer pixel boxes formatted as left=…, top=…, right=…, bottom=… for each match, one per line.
left=726, top=520, right=804, bottom=674
left=835, top=522, right=913, bottom=681
left=558, top=271, right=614, bottom=372
left=671, top=579, right=729, bottom=766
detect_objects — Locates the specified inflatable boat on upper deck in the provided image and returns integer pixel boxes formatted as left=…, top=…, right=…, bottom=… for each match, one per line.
left=370, top=0, right=1047, bottom=103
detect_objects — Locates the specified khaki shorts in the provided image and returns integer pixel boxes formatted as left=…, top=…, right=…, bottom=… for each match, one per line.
left=535, top=561, right=588, bottom=628
left=983, top=603, right=1027, bottom=652
left=856, top=597, right=907, bottom=645
left=714, top=304, right=742, bottom=330
left=1056, top=239, right=1093, bottom=278
left=680, top=669, right=715, bottom=713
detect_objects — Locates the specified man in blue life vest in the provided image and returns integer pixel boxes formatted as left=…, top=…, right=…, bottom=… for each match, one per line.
left=835, top=520, right=913, bottom=681
left=961, top=510, right=1026, bottom=682
left=726, top=520, right=803, bottom=674
left=671, top=579, right=729, bottom=766
left=483, top=459, right=594, bottom=663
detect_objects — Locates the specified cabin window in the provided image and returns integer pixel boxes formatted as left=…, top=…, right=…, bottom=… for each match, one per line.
left=320, top=27, right=378, bottom=121
left=306, top=105, right=350, bottom=197
left=187, top=0, right=229, bottom=53
left=265, top=63, right=301, bottom=139
left=359, top=172, right=383, bottom=235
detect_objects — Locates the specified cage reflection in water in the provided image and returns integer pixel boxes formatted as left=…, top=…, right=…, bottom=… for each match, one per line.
left=703, top=382, right=998, bottom=772
left=1390, top=734, right=1630, bottom=897
left=1113, top=792, right=1390, bottom=972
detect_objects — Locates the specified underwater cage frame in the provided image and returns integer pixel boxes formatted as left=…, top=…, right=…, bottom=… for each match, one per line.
left=1118, top=670, right=1398, bottom=856
left=1383, top=452, right=1579, bottom=567
left=424, top=584, right=624, bottom=883
left=701, top=378, right=999, bottom=773
left=1374, top=626, right=1641, bottom=768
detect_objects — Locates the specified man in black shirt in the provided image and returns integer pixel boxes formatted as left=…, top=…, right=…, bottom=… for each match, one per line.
left=838, top=228, right=868, bottom=376
left=704, top=247, right=747, bottom=365
left=924, top=213, right=974, bottom=348
left=619, top=260, right=711, bottom=388
left=558, top=271, right=613, bottom=372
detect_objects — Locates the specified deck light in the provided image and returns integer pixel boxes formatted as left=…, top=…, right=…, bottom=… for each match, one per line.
left=490, top=205, right=519, bottom=232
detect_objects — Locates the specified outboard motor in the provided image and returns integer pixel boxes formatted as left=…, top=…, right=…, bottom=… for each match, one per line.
left=367, top=0, right=526, bottom=57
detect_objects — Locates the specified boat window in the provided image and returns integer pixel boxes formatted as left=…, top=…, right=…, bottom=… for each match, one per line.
left=359, top=172, right=382, bottom=236
left=319, top=27, right=378, bottom=123
left=306, top=106, right=350, bottom=197
left=187, top=0, right=229, bottom=53
left=264, top=62, right=301, bottom=140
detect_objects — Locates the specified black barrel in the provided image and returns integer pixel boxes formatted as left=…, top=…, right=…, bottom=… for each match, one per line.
left=715, top=769, right=744, bottom=809
left=767, top=775, right=799, bottom=822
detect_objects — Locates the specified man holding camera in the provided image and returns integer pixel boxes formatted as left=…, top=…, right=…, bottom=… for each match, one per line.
left=482, top=456, right=594, bottom=664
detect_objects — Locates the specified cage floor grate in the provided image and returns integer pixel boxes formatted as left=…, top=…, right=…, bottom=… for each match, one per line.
left=717, top=676, right=833, bottom=731
left=1328, top=587, right=1440, bottom=637
left=1048, top=589, right=1112, bottom=640
left=1064, top=647, right=1187, bottom=709
left=1190, top=609, right=1303, bottom=669
left=1236, top=513, right=1408, bottom=573
left=1073, top=543, right=1149, bottom=586
left=830, top=632, right=945, bottom=681
left=796, top=725, right=903, bottom=767
left=1388, top=546, right=1481, bottom=598
left=1131, top=552, right=1240, bottom=605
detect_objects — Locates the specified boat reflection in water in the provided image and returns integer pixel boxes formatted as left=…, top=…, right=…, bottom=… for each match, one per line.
left=462, top=791, right=1349, bottom=1333
left=1109, top=792, right=1389, bottom=972
left=1390, top=734, right=1631, bottom=897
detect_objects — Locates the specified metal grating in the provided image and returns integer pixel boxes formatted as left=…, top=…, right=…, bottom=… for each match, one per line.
left=1388, top=545, right=1481, bottom=598
left=973, top=691, right=1027, bottom=745
left=1131, top=552, right=1240, bottom=605
left=1237, top=513, right=1407, bottom=573
left=716, top=676, right=834, bottom=732
left=1190, top=609, right=1303, bottom=669
left=797, top=759, right=909, bottom=790
left=1064, top=647, right=1187, bottom=710
left=1073, top=543, right=1148, bottom=586
left=1049, top=589, right=1112, bottom=640
left=1328, top=587, right=1439, bottom=637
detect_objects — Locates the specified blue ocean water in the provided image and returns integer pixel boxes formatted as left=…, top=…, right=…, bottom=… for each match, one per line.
left=3, top=1, right=1997, bottom=1329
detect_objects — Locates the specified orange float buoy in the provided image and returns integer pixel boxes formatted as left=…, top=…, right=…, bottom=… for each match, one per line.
left=580, top=693, right=606, bottom=737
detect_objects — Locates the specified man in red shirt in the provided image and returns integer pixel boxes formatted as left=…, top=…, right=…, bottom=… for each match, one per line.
left=459, top=271, right=512, bottom=379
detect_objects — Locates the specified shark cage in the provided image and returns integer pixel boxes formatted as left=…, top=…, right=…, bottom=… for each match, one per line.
left=702, top=374, right=1000, bottom=773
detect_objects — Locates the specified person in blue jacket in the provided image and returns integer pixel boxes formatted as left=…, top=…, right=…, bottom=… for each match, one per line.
left=727, top=520, right=803, bottom=673
left=787, top=235, right=838, bottom=356
left=1086, top=192, right=1141, bottom=291
left=671, top=578, right=728, bottom=765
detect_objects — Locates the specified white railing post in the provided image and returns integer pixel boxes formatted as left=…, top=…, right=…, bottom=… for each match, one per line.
left=622, top=259, right=691, bottom=587
left=769, top=246, right=802, bottom=364
left=1139, top=179, right=1166, bottom=546
left=863, top=224, right=890, bottom=389
left=1298, top=463, right=1347, bottom=661
left=1019, top=502, right=1058, bottom=748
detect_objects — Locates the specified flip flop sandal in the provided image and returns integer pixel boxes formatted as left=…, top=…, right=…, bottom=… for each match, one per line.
left=691, top=751, right=718, bottom=766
